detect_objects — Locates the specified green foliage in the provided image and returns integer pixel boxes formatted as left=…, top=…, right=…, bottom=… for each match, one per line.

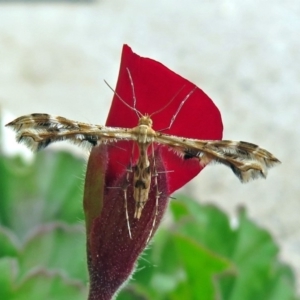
left=0, top=151, right=88, bottom=299
left=0, top=150, right=298, bottom=299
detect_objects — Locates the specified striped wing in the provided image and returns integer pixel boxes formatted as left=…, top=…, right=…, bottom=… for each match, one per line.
left=6, top=113, right=280, bottom=182
left=5, top=114, right=135, bottom=151
left=155, top=134, right=280, bottom=182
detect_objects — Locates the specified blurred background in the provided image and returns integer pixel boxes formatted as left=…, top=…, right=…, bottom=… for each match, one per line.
left=1, top=0, right=299, bottom=293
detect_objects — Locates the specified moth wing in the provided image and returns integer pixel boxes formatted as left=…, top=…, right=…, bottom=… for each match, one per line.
left=6, top=114, right=136, bottom=151
left=155, top=134, right=280, bottom=182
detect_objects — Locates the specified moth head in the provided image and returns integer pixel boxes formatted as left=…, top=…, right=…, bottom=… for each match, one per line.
left=138, top=115, right=153, bottom=127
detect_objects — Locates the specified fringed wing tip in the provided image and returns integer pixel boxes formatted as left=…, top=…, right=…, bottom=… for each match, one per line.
left=234, top=168, right=267, bottom=183
left=226, top=156, right=281, bottom=183
left=183, top=148, right=280, bottom=183
left=5, top=120, right=17, bottom=130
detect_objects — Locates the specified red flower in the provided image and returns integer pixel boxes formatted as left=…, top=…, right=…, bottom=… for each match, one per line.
left=84, top=45, right=223, bottom=299
left=106, top=45, right=223, bottom=192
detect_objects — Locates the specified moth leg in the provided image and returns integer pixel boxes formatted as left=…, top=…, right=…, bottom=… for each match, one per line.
left=107, top=177, right=132, bottom=239
left=122, top=181, right=132, bottom=239
left=110, top=144, right=134, bottom=239
left=122, top=143, right=136, bottom=239
left=146, top=143, right=161, bottom=244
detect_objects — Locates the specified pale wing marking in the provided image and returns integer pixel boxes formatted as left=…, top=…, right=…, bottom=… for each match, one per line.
left=155, top=134, right=280, bottom=182
left=6, top=114, right=137, bottom=151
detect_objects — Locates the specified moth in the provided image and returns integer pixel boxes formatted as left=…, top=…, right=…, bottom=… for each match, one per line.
left=5, top=69, right=280, bottom=240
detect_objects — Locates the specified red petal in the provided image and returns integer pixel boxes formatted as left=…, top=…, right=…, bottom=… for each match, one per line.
left=106, top=45, right=223, bottom=193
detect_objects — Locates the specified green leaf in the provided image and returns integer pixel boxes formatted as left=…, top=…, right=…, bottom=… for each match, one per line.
left=168, top=197, right=298, bottom=300
left=0, top=228, right=19, bottom=258
left=0, top=151, right=85, bottom=240
left=18, top=222, right=87, bottom=282
left=168, top=234, right=232, bottom=300
left=170, top=196, right=237, bottom=257
left=218, top=209, right=295, bottom=300
left=0, top=257, right=87, bottom=300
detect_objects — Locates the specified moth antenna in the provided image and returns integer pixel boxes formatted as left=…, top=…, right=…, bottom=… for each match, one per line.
left=104, top=80, right=142, bottom=118
left=161, top=86, right=197, bottom=131
left=126, top=68, right=141, bottom=120
left=150, top=85, right=186, bottom=118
